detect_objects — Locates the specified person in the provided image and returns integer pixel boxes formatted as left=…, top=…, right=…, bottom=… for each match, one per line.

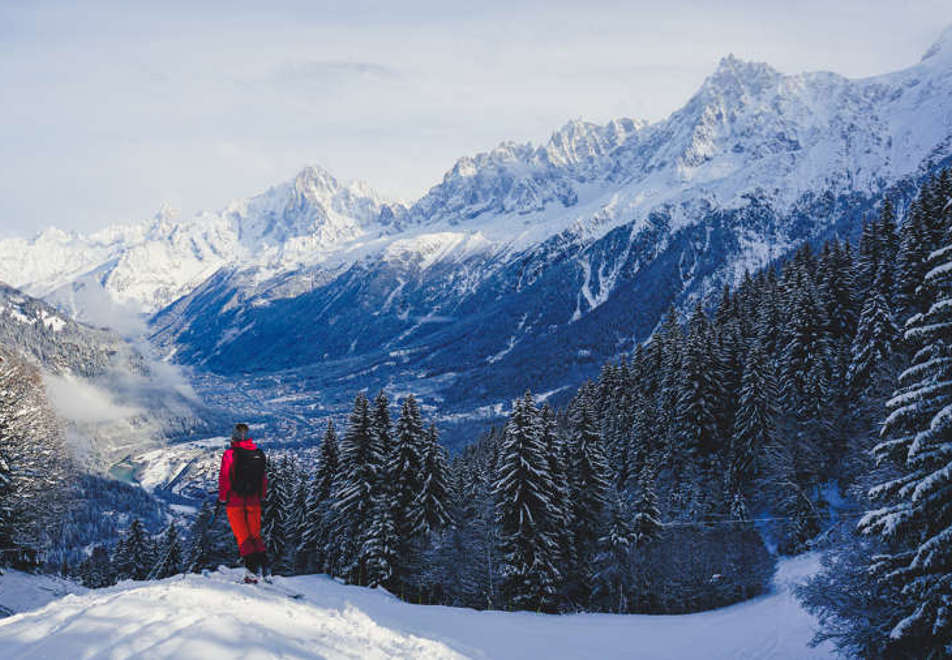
left=218, top=423, right=269, bottom=583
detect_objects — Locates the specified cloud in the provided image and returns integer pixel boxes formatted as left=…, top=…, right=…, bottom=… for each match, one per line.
left=45, top=272, right=148, bottom=337
left=43, top=373, right=142, bottom=424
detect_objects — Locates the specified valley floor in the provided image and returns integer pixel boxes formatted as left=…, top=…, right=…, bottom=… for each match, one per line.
left=0, top=554, right=832, bottom=659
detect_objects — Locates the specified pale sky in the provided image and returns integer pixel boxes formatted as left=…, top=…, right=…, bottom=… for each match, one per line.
left=1, top=0, right=950, bottom=237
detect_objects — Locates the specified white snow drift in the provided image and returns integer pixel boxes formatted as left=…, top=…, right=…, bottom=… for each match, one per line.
left=0, top=555, right=831, bottom=659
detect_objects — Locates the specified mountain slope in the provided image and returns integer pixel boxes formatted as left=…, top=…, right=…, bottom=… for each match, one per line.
left=0, top=281, right=220, bottom=471
left=144, top=29, right=952, bottom=440
left=0, top=555, right=831, bottom=659
left=6, top=28, right=952, bottom=439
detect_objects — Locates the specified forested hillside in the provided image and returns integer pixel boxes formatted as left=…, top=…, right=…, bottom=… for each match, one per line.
left=64, top=169, right=952, bottom=657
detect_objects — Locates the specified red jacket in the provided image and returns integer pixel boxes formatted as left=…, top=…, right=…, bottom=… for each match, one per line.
left=218, top=438, right=267, bottom=506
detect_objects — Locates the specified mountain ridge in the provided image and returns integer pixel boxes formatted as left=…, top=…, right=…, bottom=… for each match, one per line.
left=4, top=29, right=952, bottom=444
left=4, top=28, right=951, bottom=318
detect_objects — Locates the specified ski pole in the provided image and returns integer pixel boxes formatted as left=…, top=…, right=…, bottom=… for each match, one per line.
left=208, top=491, right=223, bottom=527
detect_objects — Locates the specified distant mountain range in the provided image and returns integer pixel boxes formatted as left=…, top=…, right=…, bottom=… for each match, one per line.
left=3, top=27, right=952, bottom=444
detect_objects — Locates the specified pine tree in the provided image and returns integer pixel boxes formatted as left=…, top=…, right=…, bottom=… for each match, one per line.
left=629, top=462, right=662, bottom=612
left=657, top=307, right=684, bottom=456
left=780, top=273, right=832, bottom=410
left=416, top=424, right=451, bottom=537
left=372, top=390, right=393, bottom=464
left=494, top=392, right=560, bottom=612
left=298, top=421, right=340, bottom=574
left=874, top=198, right=899, bottom=300
left=0, top=449, right=12, bottom=558
left=857, top=218, right=881, bottom=297
left=429, top=460, right=479, bottom=606
left=333, top=392, right=382, bottom=585
left=388, top=394, right=427, bottom=590
left=779, top=271, right=835, bottom=480
left=592, top=491, right=635, bottom=613
left=359, top=492, right=398, bottom=589
left=567, top=386, right=612, bottom=601
left=846, top=290, right=899, bottom=398
left=359, top=395, right=399, bottom=591
left=817, top=239, right=858, bottom=401
left=114, top=518, right=154, bottom=581
left=895, top=199, right=930, bottom=318
left=728, top=342, right=778, bottom=495
left=631, top=464, right=662, bottom=549
left=540, top=404, right=573, bottom=589
left=262, top=456, right=292, bottom=572
left=860, top=202, right=952, bottom=652
left=150, top=522, right=182, bottom=580
left=80, top=545, right=116, bottom=588
left=0, top=351, right=70, bottom=562
left=185, top=501, right=215, bottom=573
left=273, top=458, right=303, bottom=575
left=676, top=302, right=722, bottom=458
left=289, top=467, right=309, bottom=567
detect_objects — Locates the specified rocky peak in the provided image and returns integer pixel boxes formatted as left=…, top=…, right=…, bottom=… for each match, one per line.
left=701, top=54, right=782, bottom=101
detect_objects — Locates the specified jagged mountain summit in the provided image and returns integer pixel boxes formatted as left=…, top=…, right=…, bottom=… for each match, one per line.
left=4, top=27, right=952, bottom=439
left=0, top=165, right=403, bottom=318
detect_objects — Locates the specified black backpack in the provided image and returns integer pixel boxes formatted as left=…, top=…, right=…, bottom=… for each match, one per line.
left=231, top=447, right=266, bottom=496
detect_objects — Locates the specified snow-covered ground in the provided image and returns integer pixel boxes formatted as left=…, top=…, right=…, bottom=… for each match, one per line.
left=0, top=570, right=86, bottom=618
left=0, top=555, right=831, bottom=659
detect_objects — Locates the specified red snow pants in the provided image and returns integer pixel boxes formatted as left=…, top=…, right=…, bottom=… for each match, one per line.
left=227, top=501, right=265, bottom=557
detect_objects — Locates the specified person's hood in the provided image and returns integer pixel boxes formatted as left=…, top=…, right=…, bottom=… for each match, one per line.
left=231, top=438, right=258, bottom=450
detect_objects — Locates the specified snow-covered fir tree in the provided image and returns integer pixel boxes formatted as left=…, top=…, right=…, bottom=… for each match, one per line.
left=592, top=491, right=635, bottom=613
left=416, top=424, right=451, bottom=538
left=566, top=386, right=612, bottom=602
left=847, top=290, right=899, bottom=398
left=387, top=394, right=427, bottom=591
left=298, top=420, right=340, bottom=574
left=185, top=501, right=215, bottom=573
left=333, top=392, right=382, bottom=585
left=80, top=545, right=115, bottom=588
left=676, top=302, right=722, bottom=460
left=113, top=518, right=154, bottom=581
left=0, top=350, right=70, bottom=565
left=149, top=522, right=182, bottom=580
left=493, top=392, right=560, bottom=612
left=860, top=203, right=952, bottom=654
left=728, top=341, right=777, bottom=496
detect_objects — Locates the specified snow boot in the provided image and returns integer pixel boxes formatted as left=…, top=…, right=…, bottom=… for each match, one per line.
left=243, top=570, right=258, bottom=584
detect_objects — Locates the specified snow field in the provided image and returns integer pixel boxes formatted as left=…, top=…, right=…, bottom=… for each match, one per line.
left=0, top=555, right=832, bottom=659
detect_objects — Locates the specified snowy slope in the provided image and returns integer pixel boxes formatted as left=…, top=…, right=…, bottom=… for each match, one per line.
left=0, top=570, right=86, bottom=618
left=0, top=556, right=831, bottom=659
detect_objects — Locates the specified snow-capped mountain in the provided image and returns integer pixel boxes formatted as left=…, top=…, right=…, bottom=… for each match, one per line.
left=6, top=28, right=952, bottom=440
left=0, top=166, right=403, bottom=317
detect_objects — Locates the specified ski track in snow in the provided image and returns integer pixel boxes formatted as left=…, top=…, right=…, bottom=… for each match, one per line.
left=0, top=555, right=832, bottom=659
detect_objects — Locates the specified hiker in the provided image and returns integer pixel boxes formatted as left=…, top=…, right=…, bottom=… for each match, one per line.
left=218, top=423, right=270, bottom=583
